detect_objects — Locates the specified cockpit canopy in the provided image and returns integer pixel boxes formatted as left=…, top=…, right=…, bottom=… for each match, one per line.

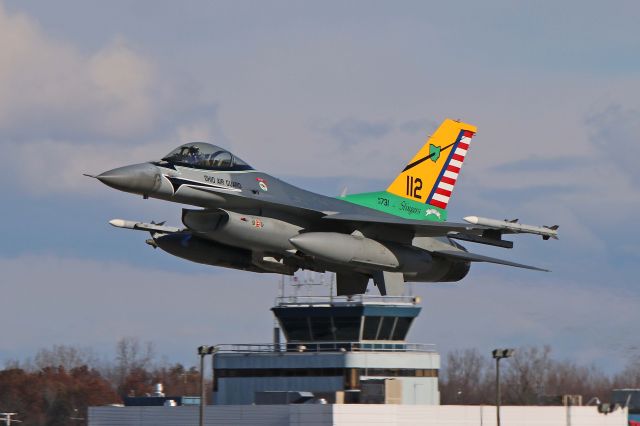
left=161, top=143, right=253, bottom=171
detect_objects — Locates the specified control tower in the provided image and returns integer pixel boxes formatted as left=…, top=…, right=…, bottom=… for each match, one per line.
left=213, top=290, right=440, bottom=405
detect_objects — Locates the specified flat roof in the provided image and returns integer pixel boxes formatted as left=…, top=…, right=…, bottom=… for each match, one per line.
left=274, top=295, right=420, bottom=308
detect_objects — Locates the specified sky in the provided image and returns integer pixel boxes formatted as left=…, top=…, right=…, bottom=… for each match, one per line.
left=0, top=0, right=639, bottom=373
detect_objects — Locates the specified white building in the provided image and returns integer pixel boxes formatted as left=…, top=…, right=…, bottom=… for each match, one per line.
left=89, top=404, right=628, bottom=426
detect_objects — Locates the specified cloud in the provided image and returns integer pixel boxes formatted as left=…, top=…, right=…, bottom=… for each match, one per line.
left=5, top=140, right=170, bottom=195
left=398, top=118, right=439, bottom=135
left=87, top=39, right=155, bottom=137
left=0, top=4, right=234, bottom=196
left=325, top=117, right=392, bottom=148
left=585, top=103, right=640, bottom=183
left=491, top=157, right=586, bottom=174
left=412, top=269, right=640, bottom=372
left=3, top=102, right=228, bottom=196
left=319, top=117, right=439, bottom=150
left=1, top=0, right=639, bottom=375
left=1, top=253, right=635, bottom=373
left=0, top=254, right=279, bottom=366
left=3, top=0, right=637, bottom=195
left=0, top=3, right=155, bottom=141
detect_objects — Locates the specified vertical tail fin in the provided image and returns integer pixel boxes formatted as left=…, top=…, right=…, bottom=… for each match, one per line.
left=386, top=118, right=476, bottom=211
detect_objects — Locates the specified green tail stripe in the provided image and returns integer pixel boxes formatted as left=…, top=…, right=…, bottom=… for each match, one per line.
left=339, top=191, right=447, bottom=222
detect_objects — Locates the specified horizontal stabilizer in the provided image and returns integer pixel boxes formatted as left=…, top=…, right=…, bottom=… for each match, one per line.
left=109, top=219, right=181, bottom=234
left=433, top=249, right=549, bottom=272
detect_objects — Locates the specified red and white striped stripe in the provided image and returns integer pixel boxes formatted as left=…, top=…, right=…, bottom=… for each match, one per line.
left=429, top=130, right=474, bottom=209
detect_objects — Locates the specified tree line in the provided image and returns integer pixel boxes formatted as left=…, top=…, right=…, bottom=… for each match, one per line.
left=0, top=338, right=203, bottom=426
left=1, top=340, right=638, bottom=425
left=440, top=345, right=640, bottom=405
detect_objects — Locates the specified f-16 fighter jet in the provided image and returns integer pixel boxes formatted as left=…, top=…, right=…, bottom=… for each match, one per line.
left=92, top=119, right=557, bottom=296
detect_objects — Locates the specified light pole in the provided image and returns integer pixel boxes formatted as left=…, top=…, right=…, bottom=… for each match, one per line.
left=492, top=348, right=514, bottom=426
left=198, top=345, right=217, bottom=426
left=0, top=413, right=20, bottom=425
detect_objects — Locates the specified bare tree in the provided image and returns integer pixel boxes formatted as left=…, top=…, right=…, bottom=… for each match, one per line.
left=108, top=337, right=156, bottom=396
left=441, top=348, right=493, bottom=404
left=33, top=345, right=99, bottom=372
left=612, top=353, right=640, bottom=388
left=117, top=337, right=154, bottom=371
left=545, top=360, right=611, bottom=402
left=441, top=345, right=614, bottom=405
left=502, top=345, right=553, bottom=404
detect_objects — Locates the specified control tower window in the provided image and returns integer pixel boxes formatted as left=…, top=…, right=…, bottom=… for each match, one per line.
left=161, top=142, right=253, bottom=171
left=363, top=316, right=381, bottom=340
left=391, top=317, right=414, bottom=340
left=280, top=317, right=310, bottom=341
left=378, top=317, right=396, bottom=340
left=310, top=317, right=333, bottom=341
left=333, top=317, right=360, bottom=341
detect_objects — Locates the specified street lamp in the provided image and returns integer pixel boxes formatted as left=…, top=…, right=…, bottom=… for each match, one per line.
left=197, top=345, right=217, bottom=426
left=0, top=413, right=20, bottom=426
left=492, top=348, right=514, bottom=426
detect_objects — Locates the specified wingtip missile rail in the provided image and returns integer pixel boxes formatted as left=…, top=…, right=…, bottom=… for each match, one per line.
left=463, top=216, right=559, bottom=240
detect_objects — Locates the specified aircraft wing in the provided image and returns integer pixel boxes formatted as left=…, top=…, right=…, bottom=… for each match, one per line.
left=322, top=213, right=558, bottom=242
left=432, top=249, right=549, bottom=271
left=323, top=214, right=550, bottom=271
left=322, top=213, right=484, bottom=237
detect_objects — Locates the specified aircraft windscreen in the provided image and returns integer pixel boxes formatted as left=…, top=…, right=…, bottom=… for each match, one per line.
left=161, top=143, right=253, bottom=171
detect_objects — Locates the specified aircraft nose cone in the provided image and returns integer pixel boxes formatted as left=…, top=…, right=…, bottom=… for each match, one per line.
left=97, top=163, right=161, bottom=195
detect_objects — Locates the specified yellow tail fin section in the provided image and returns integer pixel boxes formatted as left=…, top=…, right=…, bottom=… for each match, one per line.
left=386, top=119, right=477, bottom=210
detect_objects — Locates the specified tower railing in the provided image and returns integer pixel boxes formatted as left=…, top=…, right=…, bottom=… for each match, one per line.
left=274, top=295, right=419, bottom=307
left=214, top=342, right=436, bottom=353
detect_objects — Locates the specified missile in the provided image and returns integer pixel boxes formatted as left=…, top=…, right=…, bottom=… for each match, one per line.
left=109, top=219, right=138, bottom=229
left=109, top=219, right=181, bottom=234
left=463, top=216, right=558, bottom=240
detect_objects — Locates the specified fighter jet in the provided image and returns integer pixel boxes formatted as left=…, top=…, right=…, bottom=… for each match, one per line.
left=92, top=119, right=558, bottom=296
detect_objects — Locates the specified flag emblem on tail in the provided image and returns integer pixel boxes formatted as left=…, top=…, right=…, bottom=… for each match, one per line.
left=427, top=129, right=473, bottom=209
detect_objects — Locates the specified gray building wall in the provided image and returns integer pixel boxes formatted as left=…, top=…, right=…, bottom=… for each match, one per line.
left=217, top=377, right=345, bottom=405
left=213, top=351, right=440, bottom=405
